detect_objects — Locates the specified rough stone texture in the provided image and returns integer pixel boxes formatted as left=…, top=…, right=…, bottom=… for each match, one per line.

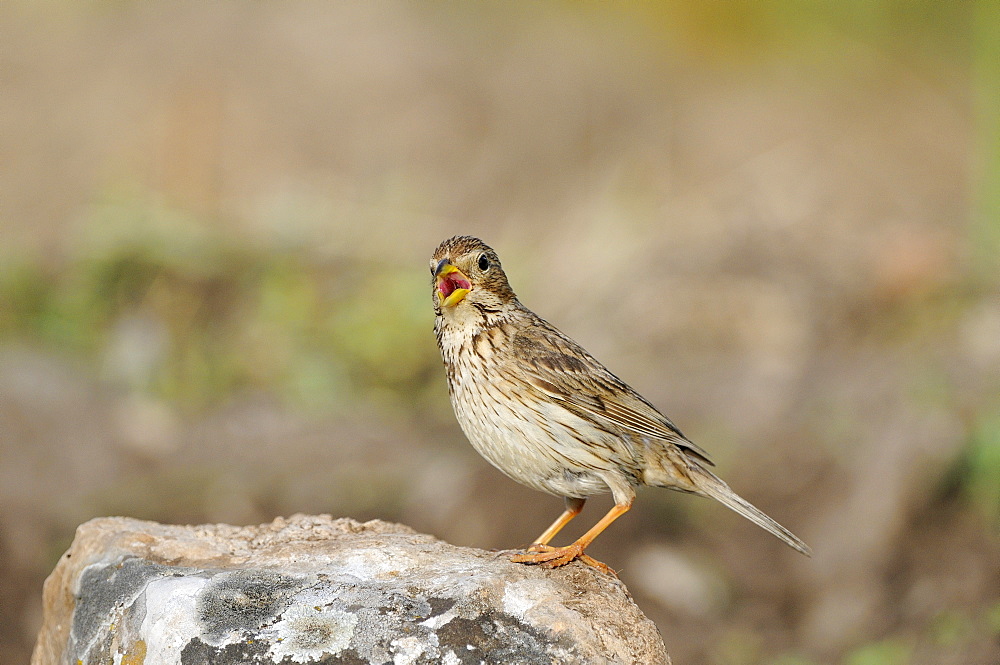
left=31, top=514, right=669, bottom=664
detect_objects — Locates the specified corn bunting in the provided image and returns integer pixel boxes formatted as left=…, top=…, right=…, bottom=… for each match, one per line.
left=431, top=235, right=810, bottom=571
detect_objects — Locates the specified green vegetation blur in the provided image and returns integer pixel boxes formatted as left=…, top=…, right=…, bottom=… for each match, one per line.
left=1, top=189, right=434, bottom=412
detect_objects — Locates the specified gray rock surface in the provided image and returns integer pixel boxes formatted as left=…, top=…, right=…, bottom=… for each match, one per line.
left=31, top=514, right=669, bottom=664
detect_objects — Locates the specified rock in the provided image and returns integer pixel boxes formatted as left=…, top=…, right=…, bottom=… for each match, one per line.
left=31, top=514, right=669, bottom=664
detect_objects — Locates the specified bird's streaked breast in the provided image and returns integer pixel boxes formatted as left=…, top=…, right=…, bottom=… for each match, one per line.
left=436, top=314, right=635, bottom=498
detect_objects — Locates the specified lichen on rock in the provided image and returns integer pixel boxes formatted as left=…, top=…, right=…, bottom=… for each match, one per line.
left=31, top=514, right=669, bottom=664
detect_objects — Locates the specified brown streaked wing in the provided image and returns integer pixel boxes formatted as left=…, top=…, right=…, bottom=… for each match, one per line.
left=512, top=319, right=715, bottom=465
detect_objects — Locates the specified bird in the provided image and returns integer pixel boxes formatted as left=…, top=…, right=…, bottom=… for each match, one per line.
left=430, top=235, right=811, bottom=572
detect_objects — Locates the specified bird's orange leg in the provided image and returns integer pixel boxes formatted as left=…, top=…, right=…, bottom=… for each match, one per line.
left=526, top=497, right=585, bottom=551
left=511, top=498, right=633, bottom=573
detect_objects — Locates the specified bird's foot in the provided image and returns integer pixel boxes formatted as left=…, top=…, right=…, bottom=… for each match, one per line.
left=510, top=544, right=615, bottom=575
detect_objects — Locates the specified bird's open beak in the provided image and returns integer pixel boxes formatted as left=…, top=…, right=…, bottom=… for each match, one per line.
left=435, top=260, right=471, bottom=307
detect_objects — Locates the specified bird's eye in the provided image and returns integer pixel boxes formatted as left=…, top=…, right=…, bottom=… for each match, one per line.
left=478, top=254, right=490, bottom=271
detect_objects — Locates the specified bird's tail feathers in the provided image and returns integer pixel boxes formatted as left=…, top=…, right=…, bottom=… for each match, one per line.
left=687, top=463, right=812, bottom=556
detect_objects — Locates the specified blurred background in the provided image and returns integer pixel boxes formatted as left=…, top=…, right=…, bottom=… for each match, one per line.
left=2, top=2, right=998, bottom=664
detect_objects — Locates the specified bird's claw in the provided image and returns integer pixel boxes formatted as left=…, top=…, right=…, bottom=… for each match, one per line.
left=510, top=544, right=616, bottom=575
left=511, top=544, right=577, bottom=567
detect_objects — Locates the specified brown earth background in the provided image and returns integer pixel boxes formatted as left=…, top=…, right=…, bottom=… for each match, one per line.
left=2, top=3, right=998, bottom=664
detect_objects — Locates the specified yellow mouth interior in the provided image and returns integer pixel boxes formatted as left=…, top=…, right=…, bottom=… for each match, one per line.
left=442, top=288, right=470, bottom=307
left=436, top=264, right=471, bottom=307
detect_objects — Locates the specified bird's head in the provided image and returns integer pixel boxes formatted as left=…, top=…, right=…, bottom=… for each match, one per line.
left=430, top=236, right=516, bottom=317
